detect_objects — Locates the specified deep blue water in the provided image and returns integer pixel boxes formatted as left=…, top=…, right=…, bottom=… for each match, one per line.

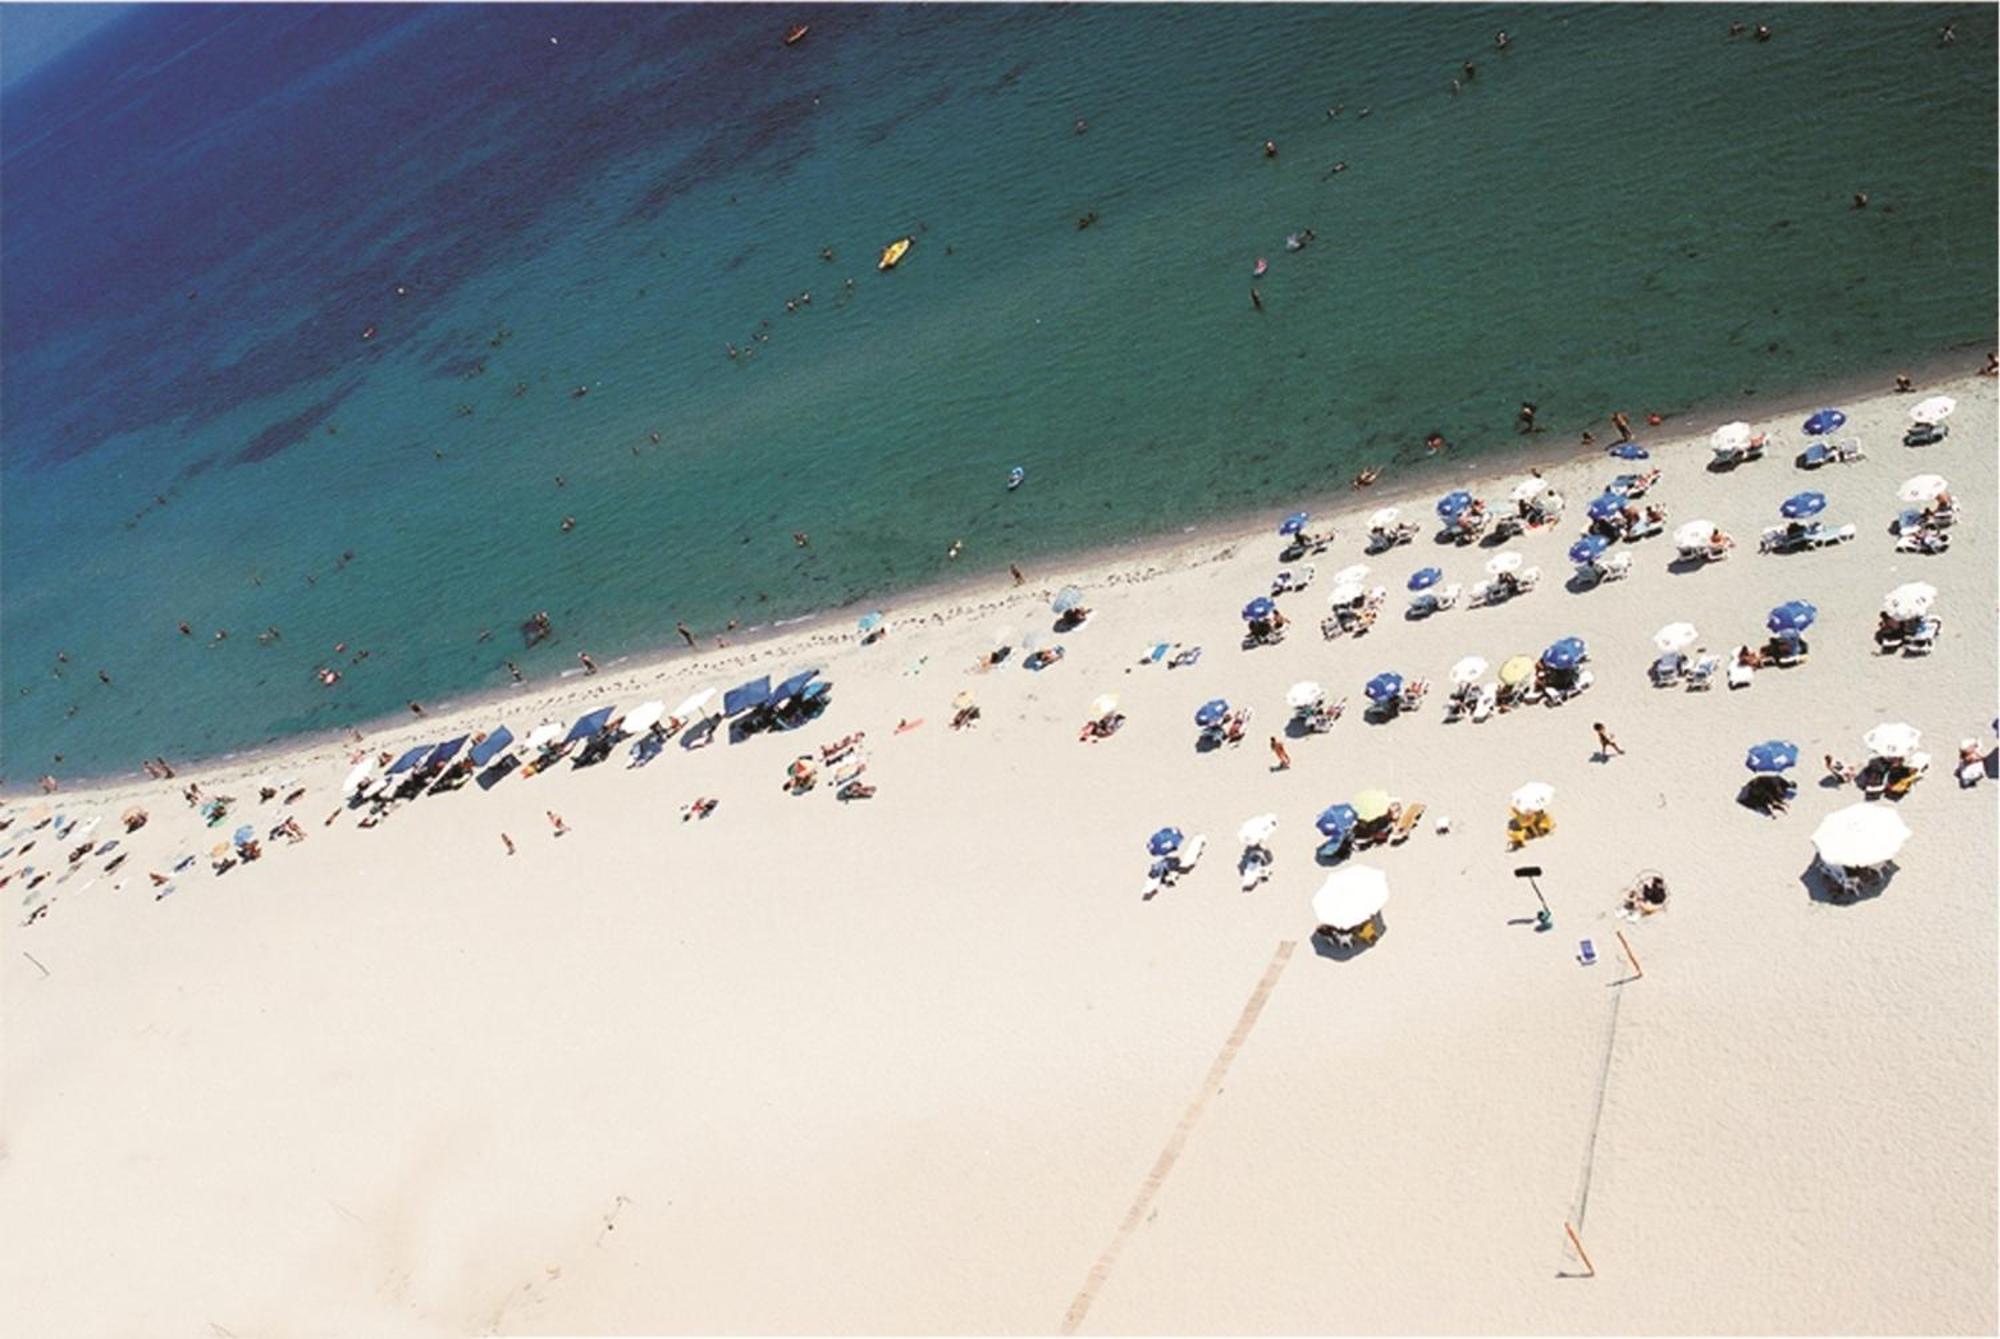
left=2, top=3, right=1994, bottom=780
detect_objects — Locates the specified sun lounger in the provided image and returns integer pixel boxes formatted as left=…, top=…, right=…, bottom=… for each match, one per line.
left=1322, top=614, right=1348, bottom=638
left=1389, top=802, right=1426, bottom=844
left=1470, top=683, right=1497, bottom=722
left=1809, top=523, right=1856, bottom=548
left=1271, top=564, right=1314, bottom=595
left=1167, top=646, right=1202, bottom=668
left=1398, top=679, right=1430, bottom=712
left=1895, top=527, right=1949, bottom=555
left=1650, top=652, right=1686, bottom=686
left=1798, top=440, right=1864, bottom=467
left=1902, top=423, right=1948, bottom=447
left=1240, top=847, right=1272, bottom=891
left=1727, top=655, right=1755, bottom=690
left=1904, top=617, right=1940, bottom=655
left=1434, top=583, right=1462, bottom=610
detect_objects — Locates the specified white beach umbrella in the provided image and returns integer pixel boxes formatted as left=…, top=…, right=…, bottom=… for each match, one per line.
left=1882, top=583, right=1937, bottom=620
left=1509, top=478, right=1548, bottom=504
left=1674, top=519, right=1718, bottom=550
left=1484, top=551, right=1523, bottom=576
left=1239, top=813, right=1280, bottom=845
left=1711, top=421, right=1752, bottom=453
left=1312, top=865, right=1391, bottom=928
left=1510, top=781, right=1555, bottom=813
left=1863, top=722, right=1922, bottom=760
left=1449, top=655, right=1488, bottom=686
left=1653, top=622, right=1699, bottom=653
left=1327, top=580, right=1366, bottom=606
left=522, top=723, right=565, bottom=750
left=1023, top=630, right=1051, bottom=655
left=672, top=687, right=718, bottom=720
left=1897, top=474, right=1949, bottom=504
left=1812, top=803, right=1911, bottom=868
left=1908, top=395, right=1956, bottom=425
left=1367, top=507, right=1401, bottom=530
left=1088, top=694, right=1120, bottom=719
left=1286, top=681, right=1324, bottom=709
left=622, top=700, right=667, bottom=733
left=341, top=761, right=376, bottom=796
left=1333, top=563, right=1372, bottom=586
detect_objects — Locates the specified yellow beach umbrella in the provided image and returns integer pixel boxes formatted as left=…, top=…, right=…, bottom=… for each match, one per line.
left=1351, top=789, right=1393, bottom=823
left=1089, top=694, right=1120, bottom=719
left=1498, top=655, right=1535, bottom=686
left=951, top=690, right=976, bottom=711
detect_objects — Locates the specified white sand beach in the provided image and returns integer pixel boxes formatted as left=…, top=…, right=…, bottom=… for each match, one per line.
left=3, top=376, right=1995, bottom=1336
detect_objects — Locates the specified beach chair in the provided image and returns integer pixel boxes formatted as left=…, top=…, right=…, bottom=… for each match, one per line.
left=1727, top=655, right=1755, bottom=690
left=1623, top=514, right=1663, bottom=542
left=1470, top=683, right=1498, bottom=723
left=1894, top=528, right=1949, bottom=555
left=1398, top=679, right=1430, bottom=713
left=1239, top=846, right=1272, bottom=891
left=1433, top=583, right=1462, bottom=611
left=1321, top=614, right=1347, bottom=639
left=1797, top=440, right=1864, bottom=468
left=1770, top=640, right=1807, bottom=669
left=1515, top=567, right=1541, bottom=593
left=1904, top=617, right=1940, bottom=655
left=1599, top=553, right=1632, bottom=582
left=1902, top=423, right=1948, bottom=448
left=1759, top=525, right=1797, bottom=554
left=1389, top=803, right=1426, bottom=845
left=1650, top=652, right=1686, bottom=686
left=1167, top=646, right=1202, bottom=668
left=1271, top=564, right=1314, bottom=595
left=1809, top=524, right=1856, bottom=548
left=1703, top=542, right=1732, bottom=563
left=1885, top=755, right=1931, bottom=799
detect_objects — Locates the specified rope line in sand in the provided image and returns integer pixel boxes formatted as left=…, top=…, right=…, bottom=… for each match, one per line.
left=1060, top=938, right=1296, bottom=1334
left=1569, top=976, right=1627, bottom=1234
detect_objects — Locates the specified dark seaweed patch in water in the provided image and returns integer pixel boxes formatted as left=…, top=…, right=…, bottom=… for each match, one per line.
left=622, top=86, right=830, bottom=225
left=859, top=81, right=958, bottom=146
left=981, top=61, right=1032, bottom=95
left=234, top=382, right=360, bottom=466
left=722, top=244, right=763, bottom=274
left=175, top=453, right=219, bottom=484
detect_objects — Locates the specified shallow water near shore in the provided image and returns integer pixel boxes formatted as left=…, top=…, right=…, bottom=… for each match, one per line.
left=2, top=2, right=1993, bottom=779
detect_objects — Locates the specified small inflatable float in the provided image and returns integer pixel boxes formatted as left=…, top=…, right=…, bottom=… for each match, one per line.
left=1007, top=466, right=1026, bottom=491
left=878, top=236, right=913, bottom=270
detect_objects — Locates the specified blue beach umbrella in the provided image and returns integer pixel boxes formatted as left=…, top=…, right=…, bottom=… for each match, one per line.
left=1408, top=567, right=1442, bottom=591
left=1746, top=740, right=1800, bottom=773
left=1052, top=586, right=1084, bottom=615
left=1148, top=827, right=1184, bottom=857
left=1365, top=672, right=1404, bottom=704
left=1766, top=600, right=1818, bottom=635
left=387, top=745, right=431, bottom=775
left=1780, top=491, right=1827, bottom=519
left=1316, top=804, right=1359, bottom=839
left=468, top=727, right=514, bottom=767
left=1195, top=699, right=1230, bottom=728
left=1587, top=493, right=1626, bottom=522
left=564, top=706, right=615, bottom=743
left=723, top=675, right=772, bottom=716
left=424, top=736, right=469, bottom=769
left=1242, top=596, right=1276, bottom=622
left=1569, top=535, right=1610, bottom=564
left=1436, top=490, right=1474, bottom=520
left=771, top=669, right=822, bottom=704
left=857, top=611, right=883, bottom=633
left=1279, top=511, right=1310, bottom=537
left=1803, top=408, right=1847, bottom=437
left=232, top=824, right=256, bottom=846
left=1608, top=443, right=1650, bottom=460
left=1542, top=637, right=1587, bottom=670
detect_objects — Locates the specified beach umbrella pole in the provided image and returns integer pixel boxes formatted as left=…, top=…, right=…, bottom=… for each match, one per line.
left=1514, top=864, right=1553, bottom=930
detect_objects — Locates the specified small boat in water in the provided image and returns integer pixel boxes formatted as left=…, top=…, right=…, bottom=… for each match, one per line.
left=878, top=236, right=914, bottom=270
left=1007, top=466, right=1026, bottom=491
left=784, top=24, right=809, bottom=46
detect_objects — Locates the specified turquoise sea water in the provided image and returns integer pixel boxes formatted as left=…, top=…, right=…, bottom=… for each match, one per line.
left=2, top=3, right=1994, bottom=780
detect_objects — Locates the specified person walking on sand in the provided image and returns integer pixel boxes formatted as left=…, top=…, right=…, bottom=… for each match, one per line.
left=547, top=810, right=569, bottom=836
left=677, top=621, right=696, bottom=648
left=1593, top=722, right=1625, bottom=759
left=1270, top=735, right=1292, bottom=770
left=501, top=832, right=516, bottom=856
left=1010, top=563, right=1025, bottom=586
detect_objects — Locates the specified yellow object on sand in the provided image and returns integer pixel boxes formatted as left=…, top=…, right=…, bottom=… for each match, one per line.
left=878, top=236, right=913, bottom=270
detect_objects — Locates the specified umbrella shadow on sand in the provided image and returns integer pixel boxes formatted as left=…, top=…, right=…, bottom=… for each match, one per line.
left=1801, top=859, right=1898, bottom=905
left=1309, top=925, right=1385, bottom=961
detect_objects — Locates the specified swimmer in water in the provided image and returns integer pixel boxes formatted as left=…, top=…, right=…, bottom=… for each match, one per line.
left=1250, top=287, right=1264, bottom=311
left=1352, top=466, right=1381, bottom=489
left=1262, top=139, right=1277, bottom=158
left=560, top=516, right=576, bottom=533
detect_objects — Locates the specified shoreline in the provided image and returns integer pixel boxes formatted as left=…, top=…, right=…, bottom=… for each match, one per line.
left=22, top=345, right=1991, bottom=799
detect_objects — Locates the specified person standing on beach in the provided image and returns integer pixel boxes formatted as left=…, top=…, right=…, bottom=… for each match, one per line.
left=1611, top=411, right=1633, bottom=442
left=578, top=651, right=598, bottom=675
left=547, top=810, right=569, bottom=836
left=1270, top=736, right=1292, bottom=771
left=1593, top=722, right=1625, bottom=759
left=501, top=833, right=516, bottom=856
left=408, top=700, right=425, bottom=717
left=677, top=621, right=696, bottom=648
left=1010, top=563, right=1025, bottom=586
